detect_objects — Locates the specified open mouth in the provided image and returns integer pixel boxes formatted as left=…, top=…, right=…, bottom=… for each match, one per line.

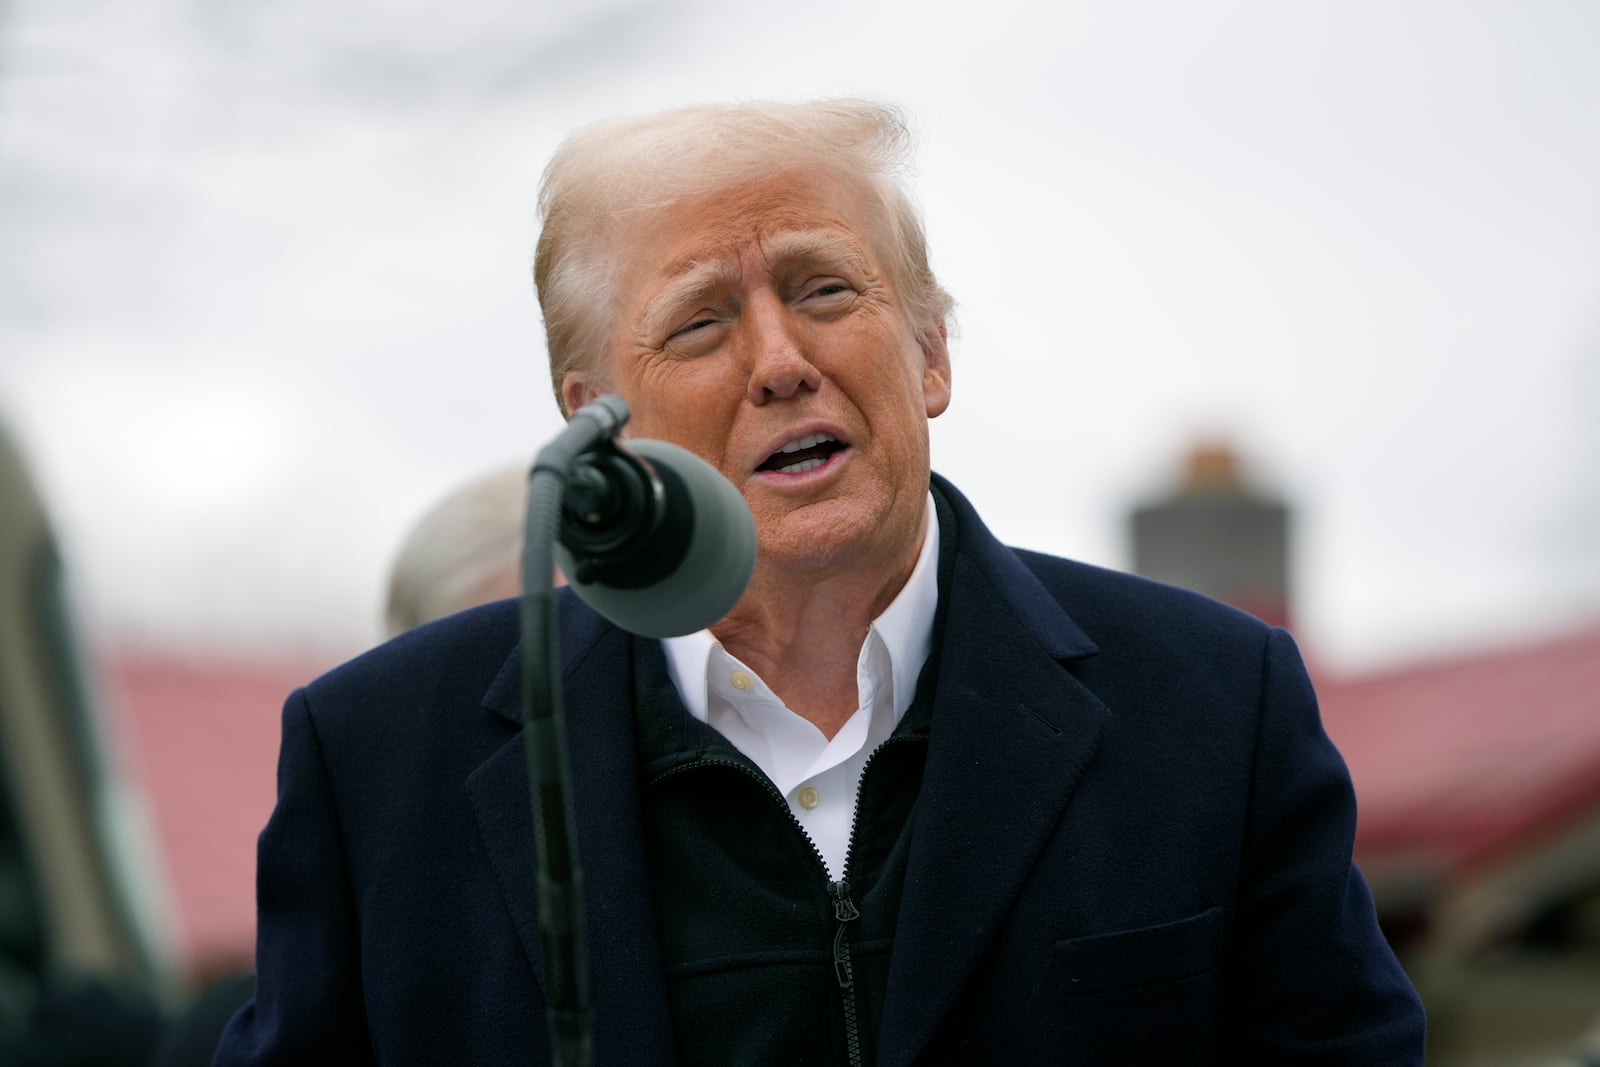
left=757, top=432, right=847, bottom=475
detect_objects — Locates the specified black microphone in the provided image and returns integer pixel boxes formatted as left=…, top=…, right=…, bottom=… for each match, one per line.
left=548, top=402, right=756, bottom=637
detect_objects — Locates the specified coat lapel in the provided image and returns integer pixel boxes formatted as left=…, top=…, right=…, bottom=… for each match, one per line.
left=465, top=596, right=676, bottom=1065
left=877, top=481, right=1110, bottom=1066
left=462, top=478, right=1106, bottom=1065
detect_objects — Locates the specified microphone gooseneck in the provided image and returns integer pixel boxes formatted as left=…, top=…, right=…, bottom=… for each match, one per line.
left=519, top=396, right=756, bottom=1067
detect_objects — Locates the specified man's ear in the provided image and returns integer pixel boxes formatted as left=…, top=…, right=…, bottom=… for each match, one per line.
left=920, top=321, right=952, bottom=419
left=560, top=373, right=603, bottom=418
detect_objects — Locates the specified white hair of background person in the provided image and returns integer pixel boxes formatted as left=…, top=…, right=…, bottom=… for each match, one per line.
left=384, top=463, right=529, bottom=638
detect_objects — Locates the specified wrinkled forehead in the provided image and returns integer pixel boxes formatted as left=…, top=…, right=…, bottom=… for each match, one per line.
left=604, top=163, right=893, bottom=288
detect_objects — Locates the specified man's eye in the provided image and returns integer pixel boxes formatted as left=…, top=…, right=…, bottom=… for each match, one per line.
left=806, top=282, right=851, bottom=300
left=672, top=316, right=719, bottom=338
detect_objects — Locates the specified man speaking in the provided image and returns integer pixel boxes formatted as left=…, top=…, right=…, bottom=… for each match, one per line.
left=216, top=100, right=1424, bottom=1064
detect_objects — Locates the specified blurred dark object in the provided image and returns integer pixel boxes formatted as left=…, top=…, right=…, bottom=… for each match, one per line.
left=149, top=971, right=253, bottom=1067
left=1130, top=440, right=1291, bottom=629
left=0, top=423, right=167, bottom=979
left=0, top=422, right=173, bottom=1056
left=5, top=974, right=166, bottom=1067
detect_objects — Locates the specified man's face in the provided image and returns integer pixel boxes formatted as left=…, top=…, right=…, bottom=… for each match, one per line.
left=562, top=166, right=951, bottom=581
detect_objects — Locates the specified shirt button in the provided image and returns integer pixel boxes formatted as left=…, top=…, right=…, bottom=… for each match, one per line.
left=729, top=670, right=751, bottom=691
left=797, top=786, right=819, bottom=810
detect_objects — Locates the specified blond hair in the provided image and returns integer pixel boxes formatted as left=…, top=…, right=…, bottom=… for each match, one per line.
left=533, top=98, right=954, bottom=414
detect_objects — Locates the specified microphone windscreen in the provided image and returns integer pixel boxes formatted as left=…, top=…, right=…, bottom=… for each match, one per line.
left=555, top=439, right=756, bottom=637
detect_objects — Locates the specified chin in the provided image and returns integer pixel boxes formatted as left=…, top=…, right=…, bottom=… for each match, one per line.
left=755, top=533, right=851, bottom=575
left=754, top=506, right=883, bottom=576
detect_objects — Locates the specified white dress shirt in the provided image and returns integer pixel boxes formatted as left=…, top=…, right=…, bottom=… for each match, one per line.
left=661, top=495, right=939, bottom=882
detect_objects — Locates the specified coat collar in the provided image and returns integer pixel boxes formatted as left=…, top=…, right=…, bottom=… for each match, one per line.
left=470, top=474, right=1109, bottom=1066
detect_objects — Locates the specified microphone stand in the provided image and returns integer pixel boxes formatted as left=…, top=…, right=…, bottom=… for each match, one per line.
left=519, top=395, right=631, bottom=1067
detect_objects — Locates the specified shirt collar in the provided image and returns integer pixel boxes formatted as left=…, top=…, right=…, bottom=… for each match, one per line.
left=663, top=491, right=940, bottom=723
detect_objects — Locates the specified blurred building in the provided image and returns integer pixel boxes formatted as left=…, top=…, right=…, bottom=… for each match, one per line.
left=1319, top=626, right=1600, bottom=1066
left=1130, top=440, right=1291, bottom=630
left=1131, top=440, right=1600, bottom=1067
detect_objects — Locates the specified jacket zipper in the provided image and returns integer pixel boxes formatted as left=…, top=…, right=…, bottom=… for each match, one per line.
left=829, top=878, right=864, bottom=1067
left=649, top=733, right=921, bottom=1067
left=832, top=733, right=919, bottom=1067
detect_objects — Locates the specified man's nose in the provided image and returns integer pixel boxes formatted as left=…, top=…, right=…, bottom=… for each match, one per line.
left=744, top=299, right=821, bottom=405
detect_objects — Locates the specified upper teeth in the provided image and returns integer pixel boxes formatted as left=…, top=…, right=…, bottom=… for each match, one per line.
left=778, top=432, right=837, bottom=454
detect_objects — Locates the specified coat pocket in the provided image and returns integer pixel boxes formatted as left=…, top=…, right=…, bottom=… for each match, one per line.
left=1048, top=905, right=1230, bottom=997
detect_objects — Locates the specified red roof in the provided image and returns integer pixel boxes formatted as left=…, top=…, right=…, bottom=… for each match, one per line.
left=99, top=649, right=340, bottom=978
left=1317, top=623, right=1600, bottom=878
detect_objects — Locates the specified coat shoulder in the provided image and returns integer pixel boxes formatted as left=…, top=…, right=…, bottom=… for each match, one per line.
left=298, top=599, right=523, bottom=744
left=316, top=597, right=519, bottom=692
left=1016, top=550, right=1272, bottom=638
left=933, top=474, right=1279, bottom=667
left=1006, top=549, right=1285, bottom=688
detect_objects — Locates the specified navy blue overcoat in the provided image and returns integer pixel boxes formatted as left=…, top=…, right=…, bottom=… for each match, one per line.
left=216, top=475, right=1424, bottom=1065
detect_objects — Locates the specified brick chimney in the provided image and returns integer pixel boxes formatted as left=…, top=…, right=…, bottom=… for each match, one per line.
left=1129, top=440, right=1291, bottom=629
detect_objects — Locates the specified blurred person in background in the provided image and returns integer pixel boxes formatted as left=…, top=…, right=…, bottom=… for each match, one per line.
left=383, top=462, right=530, bottom=638
left=216, top=99, right=1424, bottom=1064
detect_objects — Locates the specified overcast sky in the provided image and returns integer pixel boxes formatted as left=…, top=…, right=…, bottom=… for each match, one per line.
left=2, top=0, right=1597, bottom=672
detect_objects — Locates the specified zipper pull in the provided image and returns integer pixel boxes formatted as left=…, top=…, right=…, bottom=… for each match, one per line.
left=828, top=880, right=860, bottom=990
left=828, top=879, right=860, bottom=922
left=832, top=923, right=854, bottom=989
